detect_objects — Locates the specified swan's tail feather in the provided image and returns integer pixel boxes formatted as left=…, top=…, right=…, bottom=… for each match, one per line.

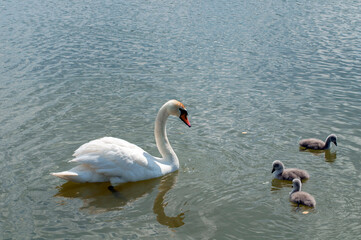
left=51, top=165, right=108, bottom=183
left=51, top=171, right=79, bottom=181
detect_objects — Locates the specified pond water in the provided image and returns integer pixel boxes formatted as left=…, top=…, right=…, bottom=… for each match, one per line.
left=1, top=0, right=361, bottom=239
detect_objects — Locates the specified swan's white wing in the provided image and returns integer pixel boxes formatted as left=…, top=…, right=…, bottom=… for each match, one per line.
left=72, top=137, right=150, bottom=168
left=52, top=136, right=167, bottom=184
left=69, top=137, right=163, bottom=183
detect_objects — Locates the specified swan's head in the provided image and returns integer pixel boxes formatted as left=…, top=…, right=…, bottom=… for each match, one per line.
left=291, top=178, right=302, bottom=194
left=167, top=100, right=191, bottom=127
left=271, top=160, right=284, bottom=174
left=328, top=134, right=337, bottom=146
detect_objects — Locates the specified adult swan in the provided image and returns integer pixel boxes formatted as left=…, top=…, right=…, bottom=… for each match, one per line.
left=51, top=100, right=191, bottom=185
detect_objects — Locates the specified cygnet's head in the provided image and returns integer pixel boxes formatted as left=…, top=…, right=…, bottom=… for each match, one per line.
left=271, top=160, right=284, bottom=173
left=166, top=100, right=191, bottom=127
left=291, top=178, right=302, bottom=192
left=328, top=134, right=337, bottom=146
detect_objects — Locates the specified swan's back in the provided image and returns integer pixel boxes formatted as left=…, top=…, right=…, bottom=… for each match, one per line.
left=73, top=137, right=143, bottom=157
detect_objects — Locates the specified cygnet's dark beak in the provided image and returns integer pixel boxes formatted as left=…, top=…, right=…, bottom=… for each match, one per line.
left=334, top=141, right=337, bottom=146
left=179, top=109, right=191, bottom=127
left=271, top=168, right=275, bottom=173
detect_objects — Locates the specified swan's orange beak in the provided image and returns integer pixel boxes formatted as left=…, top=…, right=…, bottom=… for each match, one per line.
left=180, top=111, right=191, bottom=127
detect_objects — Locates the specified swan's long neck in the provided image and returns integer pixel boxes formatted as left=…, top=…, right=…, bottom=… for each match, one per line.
left=154, top=105, right=179, bottom=167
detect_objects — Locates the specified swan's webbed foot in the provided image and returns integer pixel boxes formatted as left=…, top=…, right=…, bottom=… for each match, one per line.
left=108, top=185, right=116, bottom=192
left=108, top=185, right=126, bottom=199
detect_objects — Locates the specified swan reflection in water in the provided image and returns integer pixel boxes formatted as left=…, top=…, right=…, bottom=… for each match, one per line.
left=54, top=172, right=185, bottom=228
left=299, top=148, right=337, bottom=162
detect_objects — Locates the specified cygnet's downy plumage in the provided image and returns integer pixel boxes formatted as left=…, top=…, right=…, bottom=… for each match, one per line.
left=271, top=160, right=309, bottom=181
left=289, top=178, right=316, bottom=208
left=299, top=134, right=337, bottom=150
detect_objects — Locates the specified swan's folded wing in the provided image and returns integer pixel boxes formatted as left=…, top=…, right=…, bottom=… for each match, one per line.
left=74, top=137, right=142, bottom=156
left=71, top=137, right=151, bottom=170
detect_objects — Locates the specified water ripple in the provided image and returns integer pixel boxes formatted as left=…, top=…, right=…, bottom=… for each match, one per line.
left=1, top=0, right=361, bottom=239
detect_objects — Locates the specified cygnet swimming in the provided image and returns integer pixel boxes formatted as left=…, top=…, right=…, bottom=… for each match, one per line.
left=289, top=178, right=316, bottom=208
left=271, top=160, right=309, bottom=181
left=299, top=134, right=337, bottom=150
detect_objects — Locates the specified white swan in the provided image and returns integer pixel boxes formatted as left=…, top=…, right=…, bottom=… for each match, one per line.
left=51, top=100, right=191, bottom=185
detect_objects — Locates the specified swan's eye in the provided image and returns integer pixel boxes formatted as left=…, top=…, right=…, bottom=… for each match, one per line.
left=179, top=108, right=187, bottom=116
